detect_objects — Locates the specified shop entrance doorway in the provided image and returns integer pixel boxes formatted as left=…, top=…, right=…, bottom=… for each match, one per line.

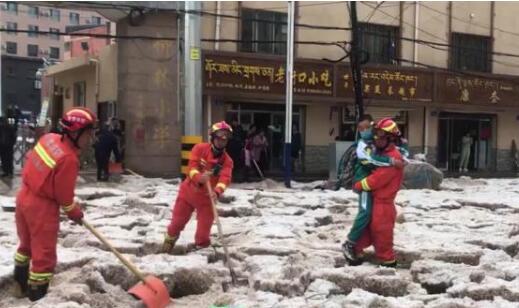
left=225, top=103, right=303, bottom=172
left=437, top=112, right=495, bottom=172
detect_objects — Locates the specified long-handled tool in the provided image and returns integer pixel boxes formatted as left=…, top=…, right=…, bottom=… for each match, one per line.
left=251, top=159, right=264, bottom=179
left=83, top=220, right=171, bottom=308
left=206, top=182, right=238, bottom=285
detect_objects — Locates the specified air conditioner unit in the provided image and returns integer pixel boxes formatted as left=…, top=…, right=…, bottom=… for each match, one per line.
left=41, top=12, right=49, bottom=17
left=85, top=20, right=90, bottom=24
left=1, top=44, right=6, bottom=51
left=0, top=5, right=7, bottom=11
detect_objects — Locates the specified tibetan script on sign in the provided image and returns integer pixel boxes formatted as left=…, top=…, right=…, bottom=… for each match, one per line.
left=204, top=53, right=334, bottom=96
left=336, top=65, right=433, bottom=102
left=438, top=74, right=518, bottom=106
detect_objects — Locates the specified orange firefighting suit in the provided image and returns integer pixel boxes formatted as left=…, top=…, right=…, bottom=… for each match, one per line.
left=353, top=144, right=404, bottom=263
left=167, top=143, right=233, bottom=247
left=15, top=133, right=80, bottom=283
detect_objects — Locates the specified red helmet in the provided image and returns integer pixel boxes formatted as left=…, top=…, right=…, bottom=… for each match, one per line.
left=210, top=121, right=233, bottom=139
left=375, top=117, right=400, bottom=136
left=59, top=107, right=97, bottom=132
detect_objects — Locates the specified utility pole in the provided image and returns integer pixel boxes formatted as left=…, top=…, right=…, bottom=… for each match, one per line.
left=349, top=1, right=364, bottom=122
left=284, top=1, right=295, bottom=188
left=183, top=1, right=202, bottom=136
left=180, top=1, right=203, bottom=175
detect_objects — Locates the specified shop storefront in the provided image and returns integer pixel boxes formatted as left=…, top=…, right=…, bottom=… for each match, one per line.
left=203, top=50, right=519, bottom=175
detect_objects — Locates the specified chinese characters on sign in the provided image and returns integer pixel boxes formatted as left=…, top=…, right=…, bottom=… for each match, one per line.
left=204, top=55, right=334, bottom=96
left=336, top=65, right=433, bottom=102
left=203, top=52, right=519, bottom=107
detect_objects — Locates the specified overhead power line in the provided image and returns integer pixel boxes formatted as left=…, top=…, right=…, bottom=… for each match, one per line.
left=420, top=3, right=519, bottom=39
left=394, top=57, right=519, bottom=85
left=39, top=1, right=353, bottom=32
left=0, top=28, right=350, bottom=46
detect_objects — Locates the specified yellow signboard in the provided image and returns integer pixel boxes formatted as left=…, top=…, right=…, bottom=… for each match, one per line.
left=190, top=47, right=200, bottom=60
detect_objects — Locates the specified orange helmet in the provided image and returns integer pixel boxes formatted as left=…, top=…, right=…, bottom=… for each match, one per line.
left=375, top=117, right=400, bottom=136
left=59, top=107, right=97, bottom=132
left=210, top=121, right=233, bottom=139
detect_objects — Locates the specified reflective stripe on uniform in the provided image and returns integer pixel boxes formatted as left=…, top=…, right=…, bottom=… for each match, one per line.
left=189, top=169, right=200, bottom=179
left=360, top=178, right=371, bottom=191
left=34, top=143, right=56, bottom=169
left=216, top=182, right=226, bottom=191
left=29, top=272, right=53, bottom=282
left=14, top=252, right=30, bottom=264
left=62, top=203, right=76, bottom=212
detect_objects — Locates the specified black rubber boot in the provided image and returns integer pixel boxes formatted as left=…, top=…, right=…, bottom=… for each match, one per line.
left=342, top=240, right=357, bottom=262
left=380, top=260, right=398, bottom=268
left=161, top=234, right=179, bottom=254
left=28, top=280, right=49, bottom=301
left=13, top=265, right=29, bottom=295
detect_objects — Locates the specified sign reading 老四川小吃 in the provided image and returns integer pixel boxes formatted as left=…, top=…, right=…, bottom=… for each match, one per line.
left=203, top=53, right=334, bottom=97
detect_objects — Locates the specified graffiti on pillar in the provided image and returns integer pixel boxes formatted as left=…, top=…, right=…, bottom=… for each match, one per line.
left=153, top=40, right=173, bottom=58
left=153, top=124, right=170, bottom=149
left=154, top=68, right=171, bottom=89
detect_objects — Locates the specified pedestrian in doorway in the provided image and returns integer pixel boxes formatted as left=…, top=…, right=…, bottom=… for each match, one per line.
left=243, top=124, right=256, bottom=181
left=0, top=116, right=17, bottom=177
left=291, top=124, right=302, bottom=172
left=94, top=123, right=121, bottom=181
left=226, top=118, right=245, bottom=182
left=459, top=132, right=473, bottom=172
left=252, top=129, right=268, bottom=176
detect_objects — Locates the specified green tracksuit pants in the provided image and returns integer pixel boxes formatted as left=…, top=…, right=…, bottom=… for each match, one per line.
left=347, top=191, right=373, bottom=242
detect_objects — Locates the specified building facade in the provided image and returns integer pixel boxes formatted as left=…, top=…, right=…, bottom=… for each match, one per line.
left=46, top=1, right=519, bottom=176
left=0, top=2, right=111, bottom=116
left=0, top=2, right=109, bottom=60
left=198, top=1, right=519, bottom=174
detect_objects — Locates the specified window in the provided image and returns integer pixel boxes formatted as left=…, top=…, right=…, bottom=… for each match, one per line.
left=6, top=2, right=17, bottom=14
left=69, top=12, right=80, bottom=25
left=240, top=9, right=287, bottom=55
left=74, top=82, right=86, bottom=107
left=450, top=33, right=491, bottom=73
left=358, top=23, right=399, bottom=64
left=6, top=22, right=17, bottom=35
left=49, top=28, right=60, bottom=40
left=6, top=66, right=15, bottom=76
left=27, top=44, right=38, bottom=57
left=28, top=6, right=39, bottom=18
left=6, top=42, right=17, bottom=54
left=50, top=9, right=60, bottom=21
left=28, top=25, right=39, bottom=37
left=49, top=47, right=60, bottom=59
left=91, top=16, right=101, bottom=25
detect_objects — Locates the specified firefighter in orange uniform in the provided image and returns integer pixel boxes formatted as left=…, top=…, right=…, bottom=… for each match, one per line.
left=14, top=107, right=96, bottom=301
left=162, top=121, right=234, bottom=252
left=352, top=118, right=405, bottom=267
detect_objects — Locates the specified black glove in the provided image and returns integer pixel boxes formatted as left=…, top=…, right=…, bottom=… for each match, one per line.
left=213, top=164, right=223, bottom=177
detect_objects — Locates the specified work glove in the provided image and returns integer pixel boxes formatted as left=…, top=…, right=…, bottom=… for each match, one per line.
left=198, top=171, right=212, bottom=184
left=66, top=203, right=84, bottom=225
left=214, top=186, right=224, bottom=199
left=391, top=158, right=405, bottom=169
